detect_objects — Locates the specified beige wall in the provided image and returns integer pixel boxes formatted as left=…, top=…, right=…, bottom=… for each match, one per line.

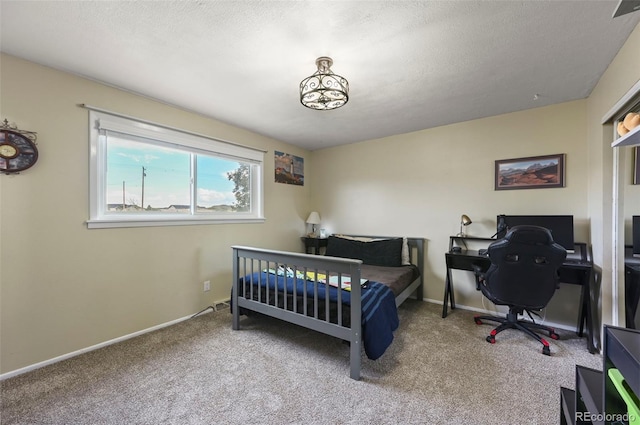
left=0, top=54, right=312, bottom=374
left=310, top=100, right=589, bottom=325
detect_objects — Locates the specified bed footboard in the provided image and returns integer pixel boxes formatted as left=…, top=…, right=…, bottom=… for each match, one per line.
left=231, top=246, right=364, bottom=380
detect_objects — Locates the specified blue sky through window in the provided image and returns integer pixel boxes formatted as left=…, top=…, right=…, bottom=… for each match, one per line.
left=106, top=136, right=238, bottom=209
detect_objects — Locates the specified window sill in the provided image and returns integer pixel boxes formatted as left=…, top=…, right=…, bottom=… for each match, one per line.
left=86, top=216, right=265, bottom=229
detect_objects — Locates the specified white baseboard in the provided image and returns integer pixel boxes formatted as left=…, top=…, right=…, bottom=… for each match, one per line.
left=0, top=304, right=226, bottom=381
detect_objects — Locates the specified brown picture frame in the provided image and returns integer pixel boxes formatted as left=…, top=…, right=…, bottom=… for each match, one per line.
left=495, top=153, right=565, bottom=191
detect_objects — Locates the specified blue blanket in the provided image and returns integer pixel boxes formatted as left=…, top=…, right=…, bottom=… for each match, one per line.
left=239, top=272, right=399, bottom=360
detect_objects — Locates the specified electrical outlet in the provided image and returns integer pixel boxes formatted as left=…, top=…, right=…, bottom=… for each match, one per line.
left=203, top=280, right=211, bottom=292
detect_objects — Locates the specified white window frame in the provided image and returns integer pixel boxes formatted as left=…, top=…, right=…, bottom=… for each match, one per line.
left=86, top=108, right=265, bottom=229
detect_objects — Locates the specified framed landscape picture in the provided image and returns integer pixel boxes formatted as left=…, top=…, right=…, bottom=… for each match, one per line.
left=495, top=153, right=565, bottom=191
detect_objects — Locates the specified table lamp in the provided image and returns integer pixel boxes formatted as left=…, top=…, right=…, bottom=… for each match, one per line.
left=306, top=211, right=321, bottom=237
left=457, top=214, right=472, bottom=237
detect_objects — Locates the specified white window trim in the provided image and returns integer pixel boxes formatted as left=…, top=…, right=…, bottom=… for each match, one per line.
left=85, top=106, right=265, bottom=229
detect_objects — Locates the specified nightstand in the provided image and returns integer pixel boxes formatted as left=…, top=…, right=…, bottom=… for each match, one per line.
left=301, top=237, right=328, bottom=255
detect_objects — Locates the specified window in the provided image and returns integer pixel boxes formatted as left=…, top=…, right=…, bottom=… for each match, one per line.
left=87, top=109, right=264, bottom=228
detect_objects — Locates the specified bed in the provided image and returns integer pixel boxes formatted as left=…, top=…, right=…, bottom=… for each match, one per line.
left=231, top=235, right=425, bottom=380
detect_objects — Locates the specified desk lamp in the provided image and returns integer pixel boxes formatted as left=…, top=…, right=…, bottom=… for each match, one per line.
left=457, top=214, right=472, bottom=237
left=306, top=211, right=321, bottom=237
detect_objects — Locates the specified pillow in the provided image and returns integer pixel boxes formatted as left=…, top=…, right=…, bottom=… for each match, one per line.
left=401, top=237, right=410, bottom=265
left=327, top=234, right=407, bottom=266
left=326, top=235, right=363, bottom=259
left=361, top=238, right=403, bottom=267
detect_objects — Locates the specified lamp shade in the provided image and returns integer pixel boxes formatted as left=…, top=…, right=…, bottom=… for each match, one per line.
left=306, top=212, right=321, bottom=225
left=457, top=214, right=472, bottom=237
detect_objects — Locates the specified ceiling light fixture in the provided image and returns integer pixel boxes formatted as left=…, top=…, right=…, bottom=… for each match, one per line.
left=300, top=57, right=349, bottom=110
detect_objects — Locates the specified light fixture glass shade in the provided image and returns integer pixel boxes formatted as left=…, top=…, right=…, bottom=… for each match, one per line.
left=300, top=57, right=349, bottom=110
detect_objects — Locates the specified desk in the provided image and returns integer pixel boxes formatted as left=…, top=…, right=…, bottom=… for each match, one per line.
left=443, top=236, right=596, bottom=353
left=624, top=246, right=640, bottom=329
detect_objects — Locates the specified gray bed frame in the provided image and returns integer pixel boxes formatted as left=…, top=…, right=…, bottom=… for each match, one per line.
left=231, top=236, right=425, bottom=380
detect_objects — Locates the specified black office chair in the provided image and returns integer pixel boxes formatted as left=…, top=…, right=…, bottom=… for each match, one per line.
left=473, top=225, right=567, bottom=355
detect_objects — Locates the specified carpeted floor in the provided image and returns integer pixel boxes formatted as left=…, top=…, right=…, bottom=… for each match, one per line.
left=1, top=300, right=602, bottom=424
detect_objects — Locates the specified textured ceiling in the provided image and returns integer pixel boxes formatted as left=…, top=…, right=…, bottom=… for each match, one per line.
left=1, top=1, right=639, bottom=151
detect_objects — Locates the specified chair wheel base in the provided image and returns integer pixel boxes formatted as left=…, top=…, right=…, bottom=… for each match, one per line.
left=475, top=317, right=558, bottom=355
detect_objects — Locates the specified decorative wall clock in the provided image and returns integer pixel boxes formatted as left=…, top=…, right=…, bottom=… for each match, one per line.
left=0, top=119, right=38, bottom=174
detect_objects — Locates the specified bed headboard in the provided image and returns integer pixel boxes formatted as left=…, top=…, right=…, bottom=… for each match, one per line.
left=334, top=234, right=425, bottom=276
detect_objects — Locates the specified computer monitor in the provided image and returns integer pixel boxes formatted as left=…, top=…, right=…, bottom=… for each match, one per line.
left=633, top=216, right=640, bottom=255
left=496, top=215, right=575, bottom=250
